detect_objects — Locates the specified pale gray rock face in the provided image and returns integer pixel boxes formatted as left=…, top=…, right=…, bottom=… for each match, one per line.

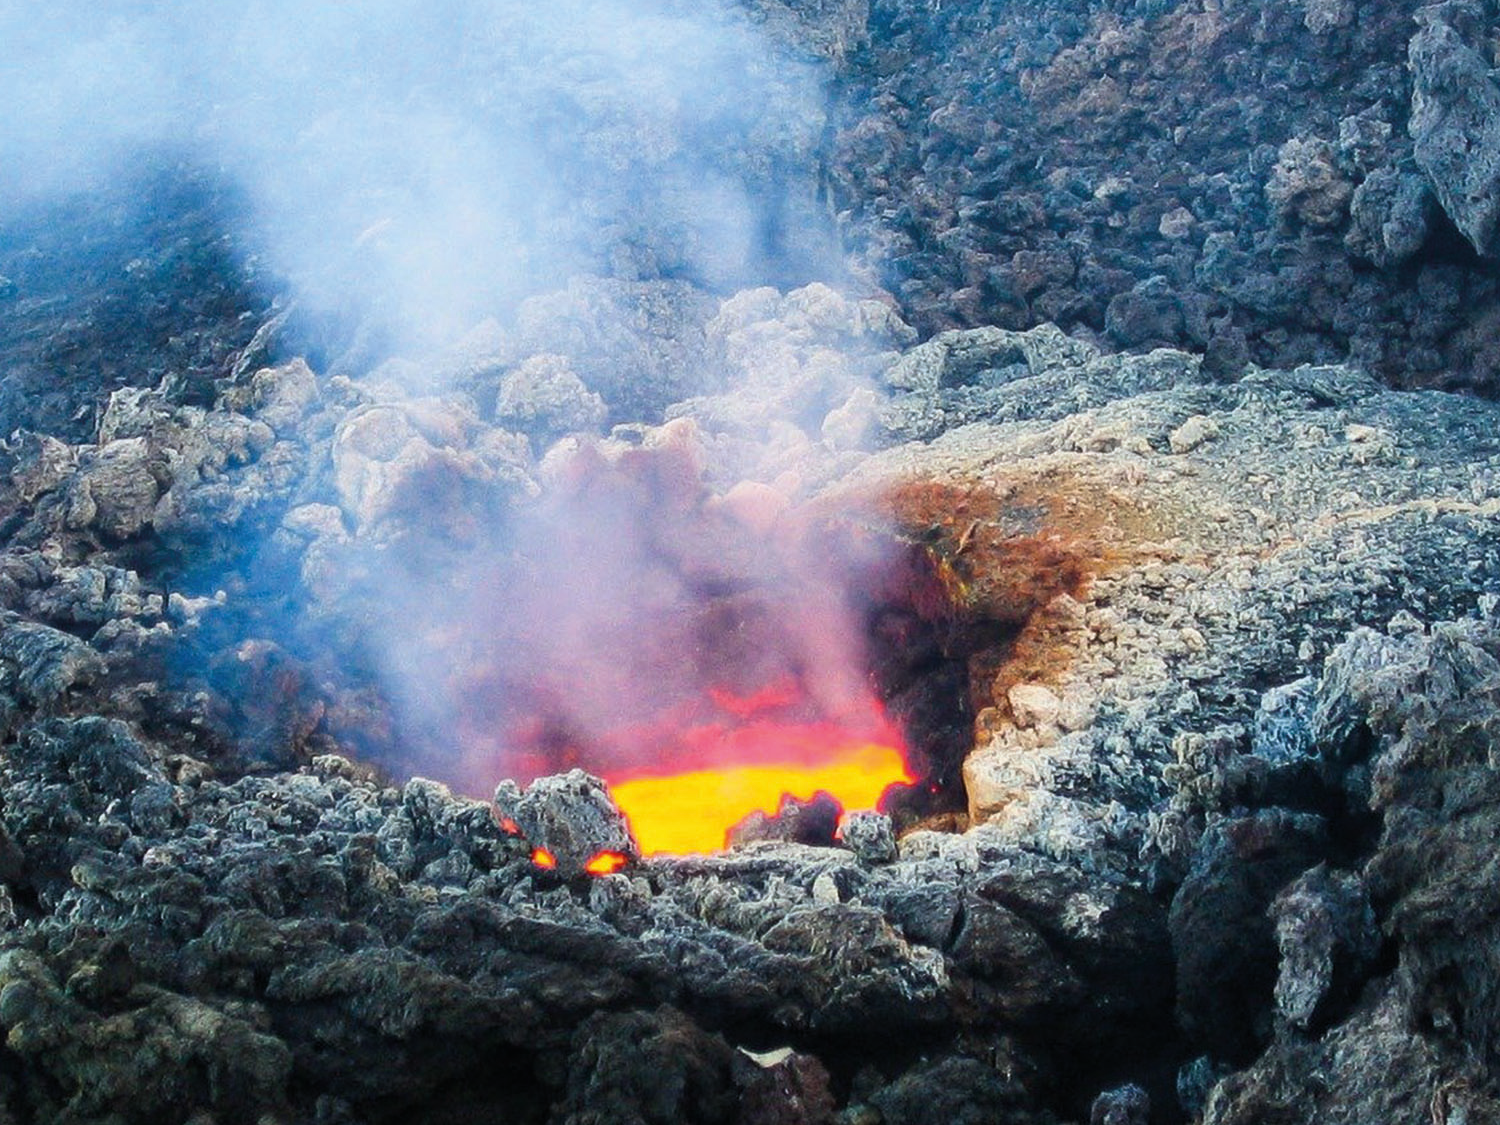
left=834, top=324, right=1500, bottom=898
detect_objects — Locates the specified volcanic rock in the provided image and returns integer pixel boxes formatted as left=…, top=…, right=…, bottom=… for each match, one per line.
left=1266, top=136, right=1354, bottom=230
left=1345, top=166, right=1435, bottom=269
left=735, top=1047, right=838, bottom=1125
left=0, top=613, right=105, bottom=715
left=506, top=278, right=722, bottom=424
left=1089, top=1083, right=1149, bottom=1125
left=331, top=395, right=534, bottom=542
left=493, top=353, right=608, bottom=448
left=553, top=1006, right=739, bottom=1125
left=1409, top=8, right=1500, bottom=256
left=822, top=0, right=1500, bottom=395
left=728, top=792, right=841, bottom=849
left=1170, top=810, right=1332, bottom=1061
left=841, top=810, right=897, bottom=865
left=863, top=1055, right=1038, bottom=1125
left=1271, top=864, right=1381, bottom=1033
left=494, top=769, right=638, bottom=878
left=823, top=326, right=1500, bottom=879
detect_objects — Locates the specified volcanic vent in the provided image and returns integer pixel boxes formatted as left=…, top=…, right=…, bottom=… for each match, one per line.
left=368, top=418, right=1026, bottom=858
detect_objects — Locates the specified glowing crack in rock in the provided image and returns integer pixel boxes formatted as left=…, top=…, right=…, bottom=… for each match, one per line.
left=583, top=851, right=629, bottom=875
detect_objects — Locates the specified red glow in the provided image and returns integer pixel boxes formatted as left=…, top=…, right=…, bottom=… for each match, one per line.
left=530, top=848, right=557, bottom=869
left=707, top=679, right=802, bottom=718
left=584, top=851, right=629, bottom=875
left=499, top=817, right=521, bottom=836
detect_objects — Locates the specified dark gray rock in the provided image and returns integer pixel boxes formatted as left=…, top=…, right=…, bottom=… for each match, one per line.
left=865, top=1056, right=1042, bottom=1125
left=1105, top=276, right=1187, bottom=349
left=1090, top=1083, right=1149, bottom=1125
left=1409, top=11, right=1500, bottom=256
left=1176, top=1056, right=1232, bottom=1119
left=1192, top=607, right=1500, bottom=1122
left=494, top=769, right=638, bottom=878
left=0, top=614, right=104, bottom=715
left=949, top=893, right=1085, bottom=1026
left=820, top=0, right=1500, bottom=395
left=553, top=1007, right=739, bottom=1125
left=1251, top=678, right=1320, bottom=767
left=1271, top=864, right=1380, bottom=1032
left=0, top=947, right=295, bottom=1124
left=728, top=792, right=841, bottom=849
left=1201, top=983, right=1500, bottom=1125
left=1345, top=166, right=1434, bottom=268
left=1170, top=811, right=1330, bottom=1060
left=842, top=811, right=897, bottom=865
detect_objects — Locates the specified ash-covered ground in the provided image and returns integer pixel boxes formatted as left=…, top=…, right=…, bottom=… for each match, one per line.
left=3, top=1, right=1500, bottom=1123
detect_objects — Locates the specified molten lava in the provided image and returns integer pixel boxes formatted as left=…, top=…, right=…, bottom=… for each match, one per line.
left=602, top=686, right=914, bottom=855
left=530, top=848, right=557, bottom=869
left=611, top=742, right=910, bottom=854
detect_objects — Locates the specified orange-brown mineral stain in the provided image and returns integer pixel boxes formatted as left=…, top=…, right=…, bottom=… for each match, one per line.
left=878, top=470, right=1146, bottom=716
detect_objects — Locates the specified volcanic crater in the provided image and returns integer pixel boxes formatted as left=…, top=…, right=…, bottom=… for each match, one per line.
left=6, top=1, right=1500, bottom=1123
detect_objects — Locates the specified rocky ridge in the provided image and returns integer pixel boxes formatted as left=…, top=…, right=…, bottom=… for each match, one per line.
left=828, top=0, right=1500, bottom=395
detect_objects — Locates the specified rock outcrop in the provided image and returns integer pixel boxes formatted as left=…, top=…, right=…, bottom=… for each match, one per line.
left=828, top=0, right=1500, bottom=396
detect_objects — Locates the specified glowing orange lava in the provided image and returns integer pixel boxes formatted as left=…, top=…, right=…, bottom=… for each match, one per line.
left=609, top=737, right=913, bottom=856
left=584, top=851, right=629, bottom=875
left=502, top=679, right=914, bottom=860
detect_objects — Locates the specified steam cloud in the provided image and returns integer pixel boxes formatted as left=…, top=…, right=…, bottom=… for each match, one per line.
left=371, top=422, right=903, bottom=794
left=0, top=0, right=833, bottom=355
left=3, top=1, right=900, bottom=797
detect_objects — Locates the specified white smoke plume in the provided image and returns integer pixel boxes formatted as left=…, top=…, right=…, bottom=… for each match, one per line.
left=0, top=0, right=834, bottom=357
left=1, top=1, right=915, bottom=806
